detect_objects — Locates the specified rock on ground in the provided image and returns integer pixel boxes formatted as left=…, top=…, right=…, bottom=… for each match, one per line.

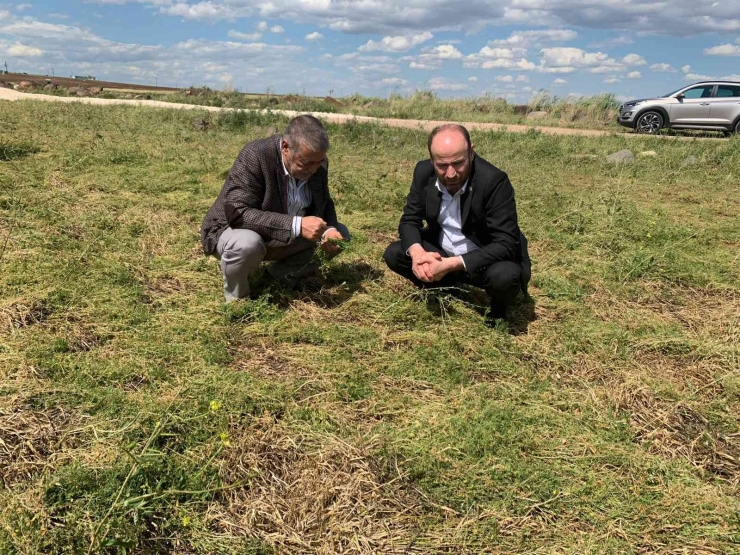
left=192, top=117, right=211, bottom=131
left=606, top=149, right=635, bottom=164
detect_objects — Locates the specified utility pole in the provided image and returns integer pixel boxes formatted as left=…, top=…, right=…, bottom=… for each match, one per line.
left=51, top=68, right=54, bottom=77
left=3, top=61, right=8, bottom=74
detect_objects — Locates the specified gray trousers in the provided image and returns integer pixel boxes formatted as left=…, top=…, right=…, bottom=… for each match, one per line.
left=215, top=223, right=350, bottom=301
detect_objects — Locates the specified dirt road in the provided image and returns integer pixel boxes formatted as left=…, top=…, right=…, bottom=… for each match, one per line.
left=0, top=86, right=717, bottom=140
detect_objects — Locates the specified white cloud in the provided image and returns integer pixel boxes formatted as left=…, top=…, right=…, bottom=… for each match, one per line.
left=481, top=58, right=535, bottom=70
left=15, top=3, right=32, bottom=11
left=478, top=46, right=517, bottom=59
left=588, top=65, right=626, bottom=73
left=7, top=42, right=43, bottom=57
left=627, top=71, right=641, bottom=78
left=353, top=63, right=400, bottom=75
left=409, top=61, right=437, bottom=70
left=540, top=47, right=608, bottom=67
left=604, top=77, right=621, bottom=83
left=721, top=73, right=740, bottom=80
left=359, top=31, right=433, bottom=52
left=464, top=45, right=533, bottom=70
left=685, top=73, right=713, bottom=80
left=48, top=13, right=69, bottom=19
left=270, top=25, right=284, bottom=33
left=305, top=31, right=323, bottom=41
left=468, top=76, right=478, bottom=81
left=257, top=21, right=268, bottom=31
left=428, top=76, right=468, bottom=91
left=681, top=64, right=691, bottom=73
left=427, top=44, right=463, bottom=59
left=0, top=9, right=11, bottom=20
left=540, top=66, right=576, bottom=73
left=650, top=63, right=676, bottom=72
left=0, top=16, right=319, bottom=93
left=405, top=43, right=464, bottom=70
left=495, top=74, right=514, bottom=82
left=704, top=44, right=740, bottom=56
left=161, top=2, right=237, bottom=21
left=88, top=0, right=740, bottom=37
left=552, top=78, right=567, bottom=85
left=540, top=47, right=626, bottom=74
left=490, top=29, right=577, bottom=47
left=622, top=53, right=646, bottom=66
left=381, top=77, right=407, bottom=85
left=228, top=30, right=262, bottom=41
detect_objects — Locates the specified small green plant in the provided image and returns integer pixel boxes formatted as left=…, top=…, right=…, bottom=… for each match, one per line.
left=312, top=237, right=351, bottom=273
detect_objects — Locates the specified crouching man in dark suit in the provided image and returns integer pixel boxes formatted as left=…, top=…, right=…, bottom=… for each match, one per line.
left=383, top=124, right=530, bottom=323
left=201, top=115, right=349, bottom=301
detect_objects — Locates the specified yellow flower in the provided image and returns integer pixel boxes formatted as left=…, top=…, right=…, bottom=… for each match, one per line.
left=209, top=400, right=222, bottom=412
left=220, top=432, right=232, bottom=447
left=182, top=516, right=191, bottom=527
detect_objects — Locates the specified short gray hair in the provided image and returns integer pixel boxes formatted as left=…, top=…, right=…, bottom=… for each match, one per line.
left=283, top=115, right=330, bottom=153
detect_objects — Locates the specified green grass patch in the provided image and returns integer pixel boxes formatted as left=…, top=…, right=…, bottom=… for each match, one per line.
left=1, top=100, right=738, bottom=554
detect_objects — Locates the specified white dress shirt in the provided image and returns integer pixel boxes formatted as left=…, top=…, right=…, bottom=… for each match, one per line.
left=436, top=179, right=478, bottom=267
left=266, top=153, right=312, bottom=246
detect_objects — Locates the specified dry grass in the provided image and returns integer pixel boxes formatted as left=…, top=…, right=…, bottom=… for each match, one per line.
left=612, top=386, right=740, bottom=484
left=1, top=299, right=52, bottom=334
left=0, top=394, right=81, bottom=488
left=212, top=415, right=426, bottom=554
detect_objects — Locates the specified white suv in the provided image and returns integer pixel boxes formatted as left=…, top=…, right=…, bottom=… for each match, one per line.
left=617, top=81, right=740, bottom=135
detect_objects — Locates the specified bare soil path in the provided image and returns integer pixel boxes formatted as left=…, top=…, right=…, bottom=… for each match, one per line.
left=0, top=87, right=720, bottom=140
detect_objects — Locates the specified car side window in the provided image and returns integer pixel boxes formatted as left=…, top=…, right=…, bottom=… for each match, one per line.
left=716, top=85, right=740, bottom=98
left=682, top=86, right=714, bottom=99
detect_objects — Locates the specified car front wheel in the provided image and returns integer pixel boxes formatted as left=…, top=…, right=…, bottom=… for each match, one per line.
left=636, top=111, right=664, bottom=134
left=735, top=120, right=740, bottom=135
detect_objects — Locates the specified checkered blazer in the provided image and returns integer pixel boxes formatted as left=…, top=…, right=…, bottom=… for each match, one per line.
left=200, top=134, right=338, bottom=255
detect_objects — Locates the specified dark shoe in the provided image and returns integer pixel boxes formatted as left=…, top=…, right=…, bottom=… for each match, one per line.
left=488, top=301, right=507, bottom=320
left=485, top=301, right=508, bottom=328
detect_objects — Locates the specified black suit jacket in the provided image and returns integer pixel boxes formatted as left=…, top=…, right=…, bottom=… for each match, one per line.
left=200, top=135, right=339, bottom=255
left=398, top=155, right=524, bottom=274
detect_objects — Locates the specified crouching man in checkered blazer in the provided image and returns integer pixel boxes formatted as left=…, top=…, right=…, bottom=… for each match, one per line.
left=201, top=115, right=349, bottom=301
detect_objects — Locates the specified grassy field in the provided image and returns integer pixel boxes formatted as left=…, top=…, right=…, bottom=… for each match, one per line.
left=1, top=101, right=739, bottom=554
left=23, top=86, right=626, bottom=131
left=144, top=90, right=623, bottom=130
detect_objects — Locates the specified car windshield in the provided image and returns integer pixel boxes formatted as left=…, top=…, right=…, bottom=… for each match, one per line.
left=661, top=87, right=686, bottom=98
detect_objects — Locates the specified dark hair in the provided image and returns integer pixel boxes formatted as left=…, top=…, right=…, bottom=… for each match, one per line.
left=427, top=123, right=472, bottom=157
left=284, top=114, right=330, bottom=153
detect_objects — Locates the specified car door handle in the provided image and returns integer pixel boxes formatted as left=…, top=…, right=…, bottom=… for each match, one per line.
left=700, top=102, right=710, bottom=106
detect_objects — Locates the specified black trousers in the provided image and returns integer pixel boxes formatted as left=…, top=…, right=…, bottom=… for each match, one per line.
left=383, top=240, right=531, bottom=307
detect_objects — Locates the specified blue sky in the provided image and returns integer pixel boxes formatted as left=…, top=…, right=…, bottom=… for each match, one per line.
left=1, top=1, right=740, bottom=102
